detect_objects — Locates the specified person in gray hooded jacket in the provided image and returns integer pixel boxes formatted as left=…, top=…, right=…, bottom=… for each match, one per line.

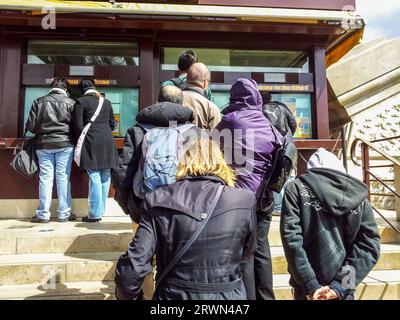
left=280, top=148, right=380, bottom=300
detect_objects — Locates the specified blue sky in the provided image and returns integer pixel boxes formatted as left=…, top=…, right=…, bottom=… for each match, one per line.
left=356, top=0, right=400, bottom=41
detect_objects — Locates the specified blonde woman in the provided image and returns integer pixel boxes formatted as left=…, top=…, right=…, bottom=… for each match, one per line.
left=115, top=138, right=256, bottom=300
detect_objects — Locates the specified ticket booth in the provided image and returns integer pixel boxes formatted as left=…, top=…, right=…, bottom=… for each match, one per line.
left=0, top=0, right=363, bottom=212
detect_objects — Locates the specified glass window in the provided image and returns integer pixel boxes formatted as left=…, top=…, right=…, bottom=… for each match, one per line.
left=208, top=91, right=313, bottom=139
left=100, top=87, right=139, bottom=136
left=213, top=92, right=230, bottom=111
left=271, top=93, right=312, bottom=139
left=24, top=86, right=139, bottom=137
left=162, top=47, right=309, bottom=73
left=27, top=40, right=139, bottom=66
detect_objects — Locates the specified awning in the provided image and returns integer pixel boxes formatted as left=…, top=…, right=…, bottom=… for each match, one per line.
left=0, top=0, right=362, bottom=25
left=326, top=28, right=364, bottom=68
left=0, top=0, right=364, bottom=68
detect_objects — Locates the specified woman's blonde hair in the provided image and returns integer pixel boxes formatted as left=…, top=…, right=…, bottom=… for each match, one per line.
left=176, top=138, right=236, bottom=187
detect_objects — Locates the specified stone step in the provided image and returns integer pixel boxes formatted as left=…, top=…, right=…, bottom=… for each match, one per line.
left=1, top=243, right=399, bottom=285
left=0, top=217, right=134, bottom=255
left=1, top=216, right=398, bottom=255
left=269, top=215, right=400, bottom=246
left=0, top=252, right=121, bottom=285
left=271, top=243, right=400, bottom=274
left=0, top=198, right=126, bottom=219
left=1, top=270, right=399, bottom=300
left=274, top=270, right=400, bottom=300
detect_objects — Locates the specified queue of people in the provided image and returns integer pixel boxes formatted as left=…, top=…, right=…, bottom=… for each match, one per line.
left=24, top=49, right=381, bottom=301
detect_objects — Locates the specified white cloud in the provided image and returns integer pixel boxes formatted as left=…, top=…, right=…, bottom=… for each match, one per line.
left=356, top=0, right=400, bottom=16
left=356, top=0, right=400, bottom=40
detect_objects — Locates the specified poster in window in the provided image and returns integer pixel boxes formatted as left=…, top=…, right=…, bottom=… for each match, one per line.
left=296, top=116, right=312, bottom=138
left=282, top=97, right=297, bottom=116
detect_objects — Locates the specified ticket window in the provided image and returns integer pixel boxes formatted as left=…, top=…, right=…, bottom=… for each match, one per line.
left=23, top=40, right=140, bottom=137
left=160, top=47, right=314, bottom=138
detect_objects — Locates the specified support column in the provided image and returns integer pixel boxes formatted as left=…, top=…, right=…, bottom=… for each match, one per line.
left=313, top=46, right=330, bottom=139
left=139, top=37, right=156, bottom=110
left=0, top=31, right=22, bottom=137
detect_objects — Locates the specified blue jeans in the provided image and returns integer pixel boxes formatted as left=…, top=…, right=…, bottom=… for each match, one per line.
left=87, top=169, right=111, bottom=219
left=36, top=147, right=74, bottom=220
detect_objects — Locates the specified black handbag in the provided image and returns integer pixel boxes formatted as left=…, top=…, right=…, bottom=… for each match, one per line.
left=10, top=132, right=38, bottom=179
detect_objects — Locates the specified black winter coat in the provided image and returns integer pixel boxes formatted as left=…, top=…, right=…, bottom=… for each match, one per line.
left=114, top=176, right=257, bottom=300
left=281, top=168, right=381, bottom=300
left=111, top=102, right=197, bottom=223
left=72, top=93, right=118, bottom=171
left=26, top=90, right=75, bottom=149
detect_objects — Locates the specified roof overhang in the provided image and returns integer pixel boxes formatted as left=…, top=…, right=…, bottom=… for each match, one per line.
left=0, top=1, right=364, bottom=69
left=0, top=0, right=363, bottom=26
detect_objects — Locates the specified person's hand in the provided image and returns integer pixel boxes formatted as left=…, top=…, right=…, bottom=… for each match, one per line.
left=310, top=286, right=339, bottom=300
left=313, top=286, right=331, bottom=300
left=321, top=289, right=338, bottom=300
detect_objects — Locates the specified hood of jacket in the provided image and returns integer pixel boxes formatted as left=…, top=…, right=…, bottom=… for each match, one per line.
left=223, top=78, right=263, bottom=114
left=136, top=101, right=194, bottom=126
left=144, top=176, right=226, bottom=221
left=299, top=168, right=368, bottom=217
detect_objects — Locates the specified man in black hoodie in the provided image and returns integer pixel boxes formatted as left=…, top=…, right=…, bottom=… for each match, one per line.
left=280, top=148, right=380, bottom=300
left=112, top=86, right=200, bottom=223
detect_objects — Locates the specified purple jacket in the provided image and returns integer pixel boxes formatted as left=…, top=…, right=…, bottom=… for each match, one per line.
left=214, top=78, right=282, bottom=199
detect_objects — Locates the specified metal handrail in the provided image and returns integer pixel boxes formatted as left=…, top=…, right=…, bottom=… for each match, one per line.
left=372, top=207, right=400, bottom=236
left=350, top=137, right=400, bottom=168
left=371, top=135, right=400, bottom=143
left=350, top=136, right=400, bottom=236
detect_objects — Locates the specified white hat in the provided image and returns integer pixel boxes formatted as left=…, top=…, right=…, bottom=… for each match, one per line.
left=307, top=148, right=346, bottom=173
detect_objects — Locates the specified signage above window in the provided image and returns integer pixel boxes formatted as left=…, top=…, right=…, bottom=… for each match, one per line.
left=69, top=66, right=94, bottom=76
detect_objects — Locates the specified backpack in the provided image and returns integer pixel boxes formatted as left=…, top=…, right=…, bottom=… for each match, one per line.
left=133, top=123, right=195, bottom=199
left=262, top=102, right=296, bottom=136
left=259, top=104, right=298, bottom=212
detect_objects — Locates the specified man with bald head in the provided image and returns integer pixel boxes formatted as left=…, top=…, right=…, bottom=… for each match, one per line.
left=182, top=62, right=221, bottom=130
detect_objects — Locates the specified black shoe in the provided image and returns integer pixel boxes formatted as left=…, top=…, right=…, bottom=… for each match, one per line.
left=57, top=213, right=77, bottom=223
left=82, top=216, right=101, bottom=223
left=31, top=216, right=50, bottom=224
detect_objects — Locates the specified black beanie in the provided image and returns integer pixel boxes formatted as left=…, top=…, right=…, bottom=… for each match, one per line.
left=78, top=79, right=96, bottom=95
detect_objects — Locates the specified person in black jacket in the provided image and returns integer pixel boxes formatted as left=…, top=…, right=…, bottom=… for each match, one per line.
left=27, top=78, right=76, bottom=223
left=111, top=85, right=198, bottom=223
left=280, top=148, right=381, bottom=300
left=114, top=138, right=256, bottom=300
left=72, top=80, right=118, bottom=223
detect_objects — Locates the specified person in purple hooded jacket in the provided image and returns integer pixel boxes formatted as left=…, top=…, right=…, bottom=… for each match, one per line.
left=213, top=78, right=282, bottom=300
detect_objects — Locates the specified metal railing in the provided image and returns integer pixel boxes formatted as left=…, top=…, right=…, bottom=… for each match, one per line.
left=350, top=136, right=400, bottom=235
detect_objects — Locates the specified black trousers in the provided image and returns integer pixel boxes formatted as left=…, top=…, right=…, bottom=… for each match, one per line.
left=241, top=209, right=275, bottom=300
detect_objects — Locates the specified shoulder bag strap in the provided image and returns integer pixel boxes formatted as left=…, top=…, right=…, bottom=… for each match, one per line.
left=74, top=97, right=105, bottom=166
left=89, top=96, right=105, bottom=124
left=155, top=184, right=224, bottom=292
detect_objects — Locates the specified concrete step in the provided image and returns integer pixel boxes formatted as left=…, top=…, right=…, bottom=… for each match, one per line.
left=1, top=243, right=399, bottom=285
left=0, top=217, right=134, bottom=255
left=0, top=198, right=126, bottom=219
left=274, top=270, right=400, bottom=300
left=271, top=243, right=400, bottom=274
left=1, top=215, right=398, bottom=255
left=269, top=216, right=400, bottom=246
left=0, top=251, right=121, bottom=285
left=0, top=281, right=116, bottom=300
left=1, top=270, right=399, bottom=300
